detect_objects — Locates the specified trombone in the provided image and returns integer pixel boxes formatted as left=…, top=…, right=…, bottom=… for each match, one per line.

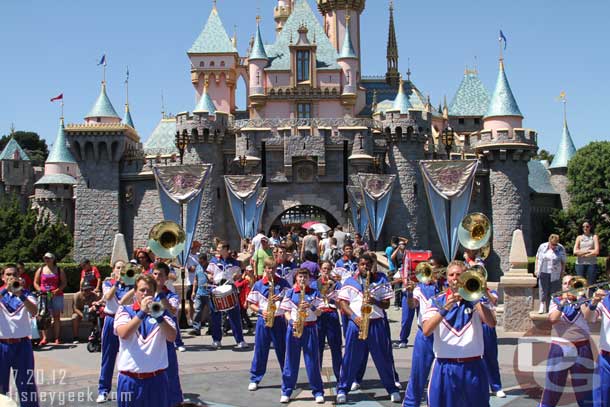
left=432, top=265, right=488, bottom=303
left=551, top=276, right=588, bottom=298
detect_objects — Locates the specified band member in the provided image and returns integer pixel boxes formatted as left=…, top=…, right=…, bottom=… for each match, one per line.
left=402, top=264, right=440, bottom=407
left=97, top=260, right=135, bottom=403
left=207, top=241, right=248, bottom=349
left=310, top=261, right=342, bottom=381
left=0, top=265, right=39, bottom=407
left=152, top=263, right=183, bottom=407
left=480, top=289, right=505, bottom=398
left=539, top=275, right=593, bottom=407
left=247, top=258, right=291, bottom=391
left=279, top=268, right=325, bottom=404
left=394, top=262, right=415, bottom=348
left=423, top=260, right=496, bottom=407
left=114, top=274, right=177, bottom=407
left=335, top=253, right=401, bottom=404
left=584, top=286, right=610, bottom=405
left=335, top=244, right=358, bottom=339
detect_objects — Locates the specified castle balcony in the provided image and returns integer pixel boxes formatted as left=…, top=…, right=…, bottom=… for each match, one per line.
left=229, top=117, right=376, bottom=133
left=469, top=128, right=537, bottom=152
left=266, top=85, right=341, bottom=100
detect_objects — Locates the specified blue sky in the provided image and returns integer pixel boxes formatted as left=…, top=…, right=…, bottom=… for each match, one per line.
left=0, top=0, right=608, bottom=154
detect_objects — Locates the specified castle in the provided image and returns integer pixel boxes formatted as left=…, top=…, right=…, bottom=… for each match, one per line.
left=0, top=0, right=578, bottom=280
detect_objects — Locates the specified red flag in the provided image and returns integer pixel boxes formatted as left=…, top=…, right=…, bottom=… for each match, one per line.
left=50, top=93, right=63, bottom=102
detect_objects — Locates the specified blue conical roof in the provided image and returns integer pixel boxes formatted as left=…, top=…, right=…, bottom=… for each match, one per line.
left=249, top=23, right=268, bottom=61
left=389, top=80, right=412, bottom=114
left=485, top=60, right=522, bottom=118
left=189, top=6, right=238, bottom=54
left=123, top=105, right=135, bottom=128
left=338, top=18, right=357, bottom=59
left=549, top=119, right=577, bottom=169
left=46, top=118, right=76, bottom=164
left=194, top=84, right=217, bottom=115
left=449, top=71, right=490, bottom=116
left=0, top=138, right=30, bottom=161
left=85, top=82, right=120, bottom=119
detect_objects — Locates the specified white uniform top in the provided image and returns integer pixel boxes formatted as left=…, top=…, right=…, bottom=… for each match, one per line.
left=0, top=290, right=36, bottom=339
left=423, top=294, right=487, bottom=359
left=102, top=280, right=133, bottom=315
left=548, top=297, right=590, bottom=343
left=114, top=305, right=175, bottom=373
left=247, top=277, right=291, bottom=318
left=412, top=284, right=439, bottom=327
left=595, top=295, right=610, bottom=352
left=280, top=287, right=323, bottom=323
left=337, top=274, right=393, bottom=320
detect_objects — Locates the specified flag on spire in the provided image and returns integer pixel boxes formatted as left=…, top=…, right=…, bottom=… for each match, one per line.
left=98, top=54, right=106, bottom=66
left=499, top=30, right=507, bottom=50
left=50, top=93, right=63, bottom=102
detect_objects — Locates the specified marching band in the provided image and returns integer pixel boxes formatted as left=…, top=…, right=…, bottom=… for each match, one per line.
left=2, top=213, right=610, bottom=407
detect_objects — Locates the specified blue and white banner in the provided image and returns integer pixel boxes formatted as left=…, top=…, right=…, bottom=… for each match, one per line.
left=347, top=186, right=369, bottom=237
left=153, top=164, right=212, bottom=266
left=358, top=173, right=396, bottom=242
left=419, top=160, right=478, bottom=264
left=252, top=187, right=268, bottom=238
left=224, top=175, right=263, bottom=239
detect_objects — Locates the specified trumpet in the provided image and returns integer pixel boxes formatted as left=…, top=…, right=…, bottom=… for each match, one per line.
left=458, top=212, right=491, bottom=250
left=9, top=280, right=22, bottom=294
left=551, top=276, right=588, bottom=298
left=121, top=267, right=139, bottom=286
left=147, top=220, right=186, bottom=259
left=149, top=301, right=165, bottom=319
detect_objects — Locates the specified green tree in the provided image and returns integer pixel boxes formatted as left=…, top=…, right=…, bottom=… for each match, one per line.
left=0, top=130, right=49, bottom=166
left=534, top=148, right=555, bottom=163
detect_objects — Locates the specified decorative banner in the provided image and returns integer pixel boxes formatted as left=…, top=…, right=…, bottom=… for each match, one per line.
left=419, top=160, right=478, bottom=264
left=252, top=187, right=268, bottom=238
left=347, top=186, right=370, bottom=237
left=154, top=164, right=212, bottom=266
left=224, top=175, right=264, bottom=239
left=358, top=173, right=396, bottom=241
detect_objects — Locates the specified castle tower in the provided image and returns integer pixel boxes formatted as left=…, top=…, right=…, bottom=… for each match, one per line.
left=0, top=137, right=34, bottom=209
left=274, top=0, right=293, bottom=35
left=337, top=15, right=358, bottom=110
left=188, top=3, right=239, bottom=114
left=385, top=1, right=399, bottom=88
left=472, top=58, right=537, bottom=279
left=84, top=82, right=121, bottom=124
left=248, top=17, right=269, bottom=100
left=317, top=0, right=364, bottom=74
left=34, top=118, right=77, bottom=230
left=548, top=103, right=577, bottom=209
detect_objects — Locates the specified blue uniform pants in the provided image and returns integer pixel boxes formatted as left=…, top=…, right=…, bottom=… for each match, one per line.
left=428, top=358, right=490, bottom=407
left=250, top=316, right=287, bottom=384
left=281, top=324, right=324, bottom=398
left=0, top=339, right=39, bottom=407
left=594, top=352, right=610, bottom=406
left=337, top=318, right=399, bottom=396
left=166, top=342, right=183, bottom=406
left=540, top=342, right=593, bottom=407
left=317, top=311, right=342, bottom=380
left=341, top=312, right=349, bottom=339
left=117, top=371, right=169, bottom=407
left=211, top=303, right=244, bottom=344
left=482, top=323, right=502, bottom=392
left=399, top=293, right=415, bottom=344
left=403, top=328, right=434, bottom=407
left=99, top=315, right=119, bottom=395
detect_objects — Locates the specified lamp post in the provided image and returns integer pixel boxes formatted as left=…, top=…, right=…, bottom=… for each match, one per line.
left=441, top=127, right=454, bottom=158
left=175, top=131, right=189, bottom=165
left=238, top=155, right=248, bottom=174
left=173, top=130, right=190, bottom=329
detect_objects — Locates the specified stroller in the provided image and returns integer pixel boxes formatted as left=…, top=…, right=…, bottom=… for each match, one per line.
left=86, top=303, right=104, bottom=353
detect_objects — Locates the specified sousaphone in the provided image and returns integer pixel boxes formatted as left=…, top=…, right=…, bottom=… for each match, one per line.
left=147, top=221, right=187, bottom=259
left=458, top=212, right=491, bottom=250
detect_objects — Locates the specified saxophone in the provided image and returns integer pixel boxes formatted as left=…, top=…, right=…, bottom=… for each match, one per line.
left=265, top=277, right=276, bottom=328
left=358, top=270, right=372, bottom=340
left=292, top=283, right=307, bottom=338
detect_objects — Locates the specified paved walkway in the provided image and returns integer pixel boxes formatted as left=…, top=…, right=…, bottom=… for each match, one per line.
left=7, top=308, right=586, bottom=407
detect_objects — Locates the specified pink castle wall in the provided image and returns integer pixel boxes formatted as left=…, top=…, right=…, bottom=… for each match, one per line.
left=45, top=163, right=77, bottom=177
left=484, top=117, right=523, bottom=132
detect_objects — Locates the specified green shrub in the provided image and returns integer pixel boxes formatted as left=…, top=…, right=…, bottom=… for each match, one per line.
left=1, top=263, right=113, bottom=293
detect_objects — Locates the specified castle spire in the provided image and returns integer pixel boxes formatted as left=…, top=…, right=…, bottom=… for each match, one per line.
left=485, top=58, right=522, bottom=118
left=193, top=78, right=217, bottom=115
left=390, top=78, right=412, bottom=114
left=85, top=81, right=120, bottom=121
left=385, top=0, right=400, bottom=88
left=122, top=67, right=135, bottom=128
left=249, top=16, right=269, bottom=61
left=338, top=14, right=357, bottom=59
left=549, top=96, right=576, bottom=169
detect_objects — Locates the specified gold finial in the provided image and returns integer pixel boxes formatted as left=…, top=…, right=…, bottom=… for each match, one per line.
left=256, top=15, right=261, bottom=25
left=346, top=14, right=351, bottom=25
left=212, top=0, right=217, bottom=13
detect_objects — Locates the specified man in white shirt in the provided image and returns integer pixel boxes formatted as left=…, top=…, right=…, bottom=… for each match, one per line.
left=422, top=260, right=496, bottom=407
left=0, top=265, right=39, bottom=406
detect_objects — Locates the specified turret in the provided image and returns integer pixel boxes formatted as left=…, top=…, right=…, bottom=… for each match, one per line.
left=337, top=15, right=358, bottom=99
left=483, top=59, right=523, bottom=133
left=249, top=17, right=269, bottom=97
left=123, top=105, right=135, bottom=128
left=85, top=82, right=121, bottom=124
left=317, top=0, right=364, bottom=72
left=549, top=101, right=577, bottom=209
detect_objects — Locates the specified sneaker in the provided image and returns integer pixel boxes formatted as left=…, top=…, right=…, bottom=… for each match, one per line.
left=280, top=395, right=290, bottom=403
left=189, top=330, right=201, bottom=336
left=96, top=394, right=108, bottom=403
left=398, top=342, right=408, bottom=349
left=177, top=346, right=186, bottom=352
left=248, top=382, right=258, bottom=391
left=390, top=392, right=401, bottom=403
left=72, top=337, right=80, bottom=344
left=336, top=393, right=347, bottom=404
left=235, top=341, right=249, bottom=349
left=495, top=390, right=506, bottom=398
left=211, top=341, right=221, bottom=349
left=395, top=381, right=402, bottom=389
left=315, top=395, right=325, bottom=404
left=350, top=382, right=360, bottom=391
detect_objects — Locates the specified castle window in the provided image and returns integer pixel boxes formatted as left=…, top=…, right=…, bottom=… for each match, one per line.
left=96, top=117, right=101, bottom=123
left=297, top=103, right=311, bottom=119
left=199, top=61, right=205, bottom=67
left=296, top=51, right=310, bottom=82
left=458, top=118, right=465, bottom=125
left=220, top=61, right=225, bottom=67
left=210, top=61, right=215, bottom=67
left=474, top=118, right=481, bottom=125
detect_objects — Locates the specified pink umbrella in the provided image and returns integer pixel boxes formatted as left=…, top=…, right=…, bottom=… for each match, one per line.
left=302, top=221, right=320, bottom=230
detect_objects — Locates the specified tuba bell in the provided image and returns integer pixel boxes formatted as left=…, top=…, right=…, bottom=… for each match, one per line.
left=458, top=212, right=491, bottom=251
left=147, top=221, right=186, bottom=259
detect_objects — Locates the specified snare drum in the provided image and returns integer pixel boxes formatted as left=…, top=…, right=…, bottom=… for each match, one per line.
left=211, top=284, right=239, bottom=311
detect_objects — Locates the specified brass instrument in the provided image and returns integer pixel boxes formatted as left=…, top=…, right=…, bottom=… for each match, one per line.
left=121, top=266, right=138, bottom=286
left=319, top=278, right=334, bottom=308
left=149, top=301, right=165, bottom=318
left=551, top=276, right=589, bottom=298
left=9, top=280, right=22, bottom=294
left=147, top=221, right=186, bottom=259
left=457, top=267, right=487, bottom=302
left=458, top=212, right=491, bottom=250
left=265, top=277, right=277, bottom=328
left=293, top=283, right=307, bottom=338
left=415, top=262, right=434, bottom=284
left=358, top=270, right=372, bottom=340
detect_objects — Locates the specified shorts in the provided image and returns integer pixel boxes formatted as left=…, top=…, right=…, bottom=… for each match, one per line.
left=49, top=295, right=64, bottom=314
left=186, top=285, right=194, bottom=300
